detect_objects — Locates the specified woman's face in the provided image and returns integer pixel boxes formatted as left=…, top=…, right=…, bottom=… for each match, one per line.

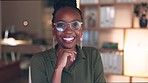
left=53, top=7, right=82, bottom=49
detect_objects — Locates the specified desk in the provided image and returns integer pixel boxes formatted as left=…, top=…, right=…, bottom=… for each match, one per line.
left=1, top=44, right=46, bottom=61
left=0, top=38, right=31, bottom=60
left=0, top=38, right=47, bottom=70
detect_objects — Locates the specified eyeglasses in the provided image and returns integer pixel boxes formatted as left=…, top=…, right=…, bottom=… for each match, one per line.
left=52, top=21, right=83, bottom=32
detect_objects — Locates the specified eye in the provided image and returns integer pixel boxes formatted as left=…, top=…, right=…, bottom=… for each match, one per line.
left=71, top=21, right=80, bottom=29
left=55, top=22, right=66, bottom=31
left=56, top=22, right=65, bottom=28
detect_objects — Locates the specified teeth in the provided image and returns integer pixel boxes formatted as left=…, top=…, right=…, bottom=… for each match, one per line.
left=63, top=38, right=74, bottom=41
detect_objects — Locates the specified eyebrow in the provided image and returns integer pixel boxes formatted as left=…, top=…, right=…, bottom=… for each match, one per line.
left=55, top=19, right=82, bottom=23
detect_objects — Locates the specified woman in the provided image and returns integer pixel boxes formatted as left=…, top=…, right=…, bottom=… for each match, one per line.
left=30, top=0, right=106, bottom=83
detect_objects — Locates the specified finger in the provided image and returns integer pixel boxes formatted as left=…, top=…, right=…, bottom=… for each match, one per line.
left=73, top=51, right=77, bottom=55
left=58, top=49, right=77, bottom=60
left=70, top=56, right=75, bottom=62
left=69, top=53, right=76, bottom=62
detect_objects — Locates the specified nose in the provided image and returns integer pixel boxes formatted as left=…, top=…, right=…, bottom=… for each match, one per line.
left=64, top=24, right=73, bottom=33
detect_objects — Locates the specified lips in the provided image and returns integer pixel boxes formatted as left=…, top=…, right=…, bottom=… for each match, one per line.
left=62, top=36, right=75, bottom=44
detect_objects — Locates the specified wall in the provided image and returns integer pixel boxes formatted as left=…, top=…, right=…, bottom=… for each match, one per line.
left=1, top=1, right=44, bottom=38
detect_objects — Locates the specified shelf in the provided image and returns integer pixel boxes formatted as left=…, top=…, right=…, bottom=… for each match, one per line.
left=83, top=27, right=148, bottom=30
left=105, top=73, right=123, bottom=76
left=99, top=48, right=124, bottom=53
left=98, top=27, right=129, bottom=30
left=82, top=27, right=99, bottom=30
left=100, top=3, right=115, bottom=6
left=80, top=0, right=148, bottom=79
left=81, top=1, right=146, bottom=6
left=80, top=4, right=98, bottom=6
left=128, top=28, right=148, bottom=29
left=81, top=2, right=140, bottom=6
left=115, top=2, right=134, bottom=5
left=99, top=27, right=148, bottom=30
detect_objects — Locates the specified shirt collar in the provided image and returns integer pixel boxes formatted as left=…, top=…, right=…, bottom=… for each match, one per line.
left=76, top=45, right=86, bottom=59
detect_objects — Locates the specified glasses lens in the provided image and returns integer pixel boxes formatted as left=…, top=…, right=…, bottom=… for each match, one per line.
left=70, top=21, right=82, bottom=30
left=54, top=21, right=82, bottom=32
left=56, top=22, right=66, bottom=31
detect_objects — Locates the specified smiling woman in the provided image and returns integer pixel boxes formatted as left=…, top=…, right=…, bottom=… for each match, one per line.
left=52, top=6, right=82, bottom=49
left=30, top=0, right=106, bottom=83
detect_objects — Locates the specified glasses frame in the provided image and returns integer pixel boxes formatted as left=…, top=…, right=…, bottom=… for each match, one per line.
left=52, top=20, right=83, bottom=32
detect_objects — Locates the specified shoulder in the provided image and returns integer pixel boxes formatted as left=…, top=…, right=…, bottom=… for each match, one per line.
left=32, top=49, right=50, bottom=58
left=82, top=46, right=98, bottom=51
left=82, top=46, right=101, bottom=59
left=81, top=46, right=103, bottom=68
left=31, top=48, right=55, bottom=62
left=82, top=46, right=99, bottom=55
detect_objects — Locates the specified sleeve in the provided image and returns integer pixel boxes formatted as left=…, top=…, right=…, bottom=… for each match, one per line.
left=93, top=49, right=106, bottom=83
left=30, top=54, right=49, bottom=83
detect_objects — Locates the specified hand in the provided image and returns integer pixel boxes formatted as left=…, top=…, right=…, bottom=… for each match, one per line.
left=55, top=49, right=77, bottom=69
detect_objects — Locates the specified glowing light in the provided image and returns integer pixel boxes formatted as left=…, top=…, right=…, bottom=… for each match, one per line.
left=124, top=30, right=148, bottom=77
left=0, top=38, right=31, bottom=46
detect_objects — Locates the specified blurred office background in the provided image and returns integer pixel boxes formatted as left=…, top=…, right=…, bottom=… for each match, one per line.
left=0, top=0, right=148, bottom=83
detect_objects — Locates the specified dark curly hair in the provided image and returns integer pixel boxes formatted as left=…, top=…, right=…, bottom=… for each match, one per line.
left=52, top=0, right=83, bottom=23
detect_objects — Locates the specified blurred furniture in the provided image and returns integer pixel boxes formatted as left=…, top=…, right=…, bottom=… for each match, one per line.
left=1, top=44, right=46, bottom=70
left=80, top=0, right=148, bottom=82
left=1, top=44, right=46, bottom=61
left=0, top=60, right=20, bottom=83
left=105, top=74, right=148, bottom=82
left=105, top=74, right=130, bottom=82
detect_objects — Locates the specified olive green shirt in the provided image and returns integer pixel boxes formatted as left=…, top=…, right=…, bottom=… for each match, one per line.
left=30, top=45, right=106, bottom=83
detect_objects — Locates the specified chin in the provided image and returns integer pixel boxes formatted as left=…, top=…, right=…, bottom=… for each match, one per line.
left=63, top=44, right=76, bottom=49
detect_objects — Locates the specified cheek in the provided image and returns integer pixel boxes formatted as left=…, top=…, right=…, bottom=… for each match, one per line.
left=53, top=30, right=62, bottom=39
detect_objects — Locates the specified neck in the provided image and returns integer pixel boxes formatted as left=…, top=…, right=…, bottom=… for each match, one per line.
left=57, top=44, right=77, bottom=51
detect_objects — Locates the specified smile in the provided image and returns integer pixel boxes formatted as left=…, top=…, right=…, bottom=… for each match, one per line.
left=63, top=37, right=74, bottom=41
left=62, top=36, right=75, bottom=44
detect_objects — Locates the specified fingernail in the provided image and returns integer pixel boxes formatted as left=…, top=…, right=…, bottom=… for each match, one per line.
left=74, top=51, right=77, bottom=54
left=70, top=58, right=74, bottom=62
left=73, top=57, right=75, bottom=61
